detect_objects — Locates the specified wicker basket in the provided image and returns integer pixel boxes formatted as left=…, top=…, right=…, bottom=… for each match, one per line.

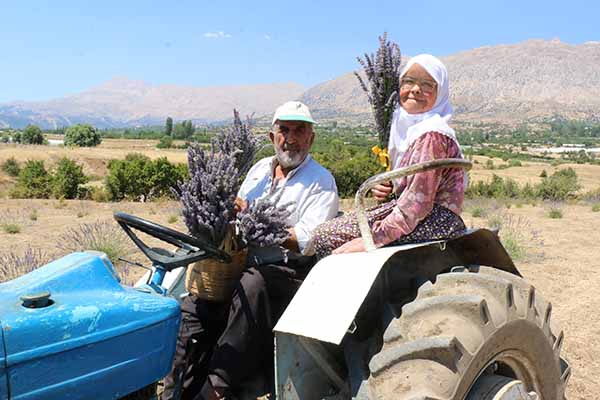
left=185, top=248, right=247, bottom=301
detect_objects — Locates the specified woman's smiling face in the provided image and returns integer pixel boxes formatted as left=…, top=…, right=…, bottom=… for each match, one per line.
left=399, top=63, right=438, bottom=114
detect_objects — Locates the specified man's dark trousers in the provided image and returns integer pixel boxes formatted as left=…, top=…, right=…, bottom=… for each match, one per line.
left=161, top=260, right=311, bottom=400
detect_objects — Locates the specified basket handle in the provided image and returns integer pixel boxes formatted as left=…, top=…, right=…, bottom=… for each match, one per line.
left=354, top=158, right=472, bottom=252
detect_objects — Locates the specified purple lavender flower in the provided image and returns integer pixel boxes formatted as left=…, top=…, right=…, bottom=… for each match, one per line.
left=355, top=32, right=402, bottom=148
left=178, top=110, right=290, bottom=249
left=238, top=190, right=292, bottom=247
left=178, top=144, right=240, bottom=245
left=212, top=109, right=260, bottom=177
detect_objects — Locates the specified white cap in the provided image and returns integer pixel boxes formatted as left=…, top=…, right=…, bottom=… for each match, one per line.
left=272, top=101, right=316, bottom=125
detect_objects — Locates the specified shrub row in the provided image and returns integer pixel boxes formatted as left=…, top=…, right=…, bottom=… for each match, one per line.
left=4, top=150, right=585, bottom=203
left=9, top=158, right=88, bottom=199
left=7, top=154, right=188, bottom=202
left=467, top=167, right=581, bottom=201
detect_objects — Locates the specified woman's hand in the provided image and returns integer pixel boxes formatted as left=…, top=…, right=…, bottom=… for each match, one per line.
left=332, top=237, right=366, bottom=254
left=234, top=197, right=248, bottom=215
left=371, top=181, right=393, bottom=202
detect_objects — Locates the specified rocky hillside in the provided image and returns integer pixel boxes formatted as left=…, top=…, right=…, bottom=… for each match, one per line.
left=0, top=79, right=306, bottom=128
left=302, top=39, right=600, bottom=124
left=1, top=39, right=599, bottom=128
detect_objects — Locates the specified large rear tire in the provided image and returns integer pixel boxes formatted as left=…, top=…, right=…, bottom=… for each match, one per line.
left=364, top=266, right=570, bottom=399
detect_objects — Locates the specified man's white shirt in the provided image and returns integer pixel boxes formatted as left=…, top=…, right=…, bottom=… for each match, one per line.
left=238, top=155, right=339, bottom=256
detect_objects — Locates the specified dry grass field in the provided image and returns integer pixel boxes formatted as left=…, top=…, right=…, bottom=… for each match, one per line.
left=1, top=141, right=600, bottom=398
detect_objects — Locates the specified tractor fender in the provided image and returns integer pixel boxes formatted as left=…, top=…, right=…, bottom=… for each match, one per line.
left=274, top=228, right=519, bottom=346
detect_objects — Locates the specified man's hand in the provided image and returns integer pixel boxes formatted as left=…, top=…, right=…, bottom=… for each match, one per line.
left=371, top=181, right=393, bottom=202
left=234, top=197, right=248, bottom=215
left=332, top=237, right=366, bottom=254
left=282, top=228, right=300, bottom=253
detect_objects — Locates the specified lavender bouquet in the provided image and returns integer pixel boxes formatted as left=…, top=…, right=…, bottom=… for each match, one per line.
left=177, top=111, right=291, bottom=254
left=355, top=32, right=402, bottom=170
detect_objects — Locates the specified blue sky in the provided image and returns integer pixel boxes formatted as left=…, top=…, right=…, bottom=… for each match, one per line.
left=1, top=0, right=598, bottom=102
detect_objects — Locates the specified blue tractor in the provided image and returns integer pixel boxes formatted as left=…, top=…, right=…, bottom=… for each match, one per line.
left=0, top=160, right=570, bottom=400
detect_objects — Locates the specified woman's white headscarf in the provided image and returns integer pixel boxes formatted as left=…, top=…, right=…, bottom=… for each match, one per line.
left=388, top=54, right=459, bottom=169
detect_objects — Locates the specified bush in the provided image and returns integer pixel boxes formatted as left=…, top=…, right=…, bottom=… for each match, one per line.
left=539, top=169, right=548, bottom=178
left=64, top=124, right=102, bottom=147
left=105, top=153, right=188, bottom=201
left=508, top=159, right=522, bottom=167
left=146, top=157, right=188, bottom=198
left=466, top=174, right=520, bottom=199
left=470, top=206, right=487, bottom=218
left=51, top=157, right=88, bottom=199
left=315, top=154, right=381, bottom=198
left=1, top=157, right=20, bottom=177
left=548, top=208, right=563, bottom=219
left=536, top=167, right=580, bottom=200
left=156, top=135, right=173, bottom=149
left=0, top=246, right=50, bottom=283
left=520, top=183, right=536, bottom=199
left=21, top=124, right=45, bottom=145
left=90, top=186, right=111, bottom=202
left=592, top=203, right=600, bottom=212
left=2, top=223, right=21, bottom=234
left=485, top=212, right=542, bottom=262
left=57, top=220, right=132, bottom=269
left=10, top=160, right=52, bottom=198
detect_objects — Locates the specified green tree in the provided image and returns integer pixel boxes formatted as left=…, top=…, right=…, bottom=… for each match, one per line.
left=10, top=160, right=51, bottom=198
left=165, top=117, right=173, bottom=136
left=22, top=124, right=45, bottom=145
left=185, top=120, right=195, bottom=138
left=51, top=157, right=88, bottom=199
left=105, top=153, right=187, bottom=201
left=173, top=120, right=195, bottom=139
left=64, top=124, right=102, bottom=147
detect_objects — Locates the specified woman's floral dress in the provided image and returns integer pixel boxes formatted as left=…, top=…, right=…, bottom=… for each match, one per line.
left=312, top=131, right=466, bottom=259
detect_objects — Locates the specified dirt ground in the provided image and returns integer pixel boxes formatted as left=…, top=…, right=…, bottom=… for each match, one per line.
left=0, top=197, right=598, bottom=398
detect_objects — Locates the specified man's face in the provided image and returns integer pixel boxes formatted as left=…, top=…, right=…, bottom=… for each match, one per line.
left=270, top=120, right=314, bottom=169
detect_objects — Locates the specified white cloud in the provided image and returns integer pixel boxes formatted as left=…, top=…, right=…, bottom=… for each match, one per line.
left=264, top=34, right=271, bottom=40
left=203, top=31, right=232, bottom=39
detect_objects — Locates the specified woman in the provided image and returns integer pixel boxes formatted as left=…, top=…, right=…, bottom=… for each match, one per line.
left=312, top=54, right=466, bottom=258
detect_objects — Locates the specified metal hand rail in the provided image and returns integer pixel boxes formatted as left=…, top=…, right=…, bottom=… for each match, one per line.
left=354, top=158, right=473, bottom=251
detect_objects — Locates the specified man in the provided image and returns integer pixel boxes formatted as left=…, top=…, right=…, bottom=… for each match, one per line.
left=162, top=101, right=339, bottom=400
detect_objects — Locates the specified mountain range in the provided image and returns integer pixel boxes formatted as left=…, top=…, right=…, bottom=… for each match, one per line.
left=1, top=39, right=599, bottom=129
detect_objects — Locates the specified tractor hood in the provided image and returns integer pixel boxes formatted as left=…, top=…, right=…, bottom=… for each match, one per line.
left=0, top=252, right=180, bottom=400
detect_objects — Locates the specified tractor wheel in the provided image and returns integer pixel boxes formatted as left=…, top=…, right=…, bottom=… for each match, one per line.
left=363, top=266, right=570, bottom=400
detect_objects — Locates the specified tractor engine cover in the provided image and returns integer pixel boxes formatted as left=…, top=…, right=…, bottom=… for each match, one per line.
left=0, top=252, right=180, bottom=400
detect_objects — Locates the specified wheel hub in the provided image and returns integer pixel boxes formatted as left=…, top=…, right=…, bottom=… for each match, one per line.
left=467, top=375, right=539, bottom=400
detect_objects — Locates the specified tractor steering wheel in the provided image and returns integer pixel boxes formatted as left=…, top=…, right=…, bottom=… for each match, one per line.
left=113, top=211, right=231, bottom=271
